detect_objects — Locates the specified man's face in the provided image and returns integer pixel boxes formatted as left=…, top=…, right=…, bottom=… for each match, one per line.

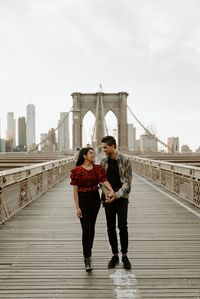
left=102, top=143, right=115, bottom=156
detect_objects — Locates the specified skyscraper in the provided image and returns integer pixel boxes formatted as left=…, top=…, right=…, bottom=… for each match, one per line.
left=0, top=139, right=6, bottom=152
left=140, top=133, right=158, bottom=154
left=168, top=137, right=179, bottom=153
left=0, top=115, right=5, bottom=152
left=40, top=133, right=49, bottom=151
left=181, top=144, right=192, bottom=153
left=58, top=112, right=70, bottom=153
left=128, top=123, right=136, bottom=152
left=26, top=104, right=36, bottom=151
left=18, top=117, right=26, bottom=149
left=6, top=112, right=16, bottom=151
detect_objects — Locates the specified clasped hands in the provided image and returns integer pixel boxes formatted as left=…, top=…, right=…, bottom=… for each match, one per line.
left=105, top=190, right=116, bottom=203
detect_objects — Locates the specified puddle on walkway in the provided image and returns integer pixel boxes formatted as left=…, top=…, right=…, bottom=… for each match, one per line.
left=110, top=269, right=141, bottom=298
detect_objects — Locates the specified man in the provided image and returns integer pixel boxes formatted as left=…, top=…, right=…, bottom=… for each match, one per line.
left=100, top=136, right=132, bottom=270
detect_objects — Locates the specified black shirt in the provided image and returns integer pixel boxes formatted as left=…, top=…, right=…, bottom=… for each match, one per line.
left=107, top=157, right=122, bottom=192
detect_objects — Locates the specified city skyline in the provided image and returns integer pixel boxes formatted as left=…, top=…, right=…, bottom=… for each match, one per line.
left=0, top=0, right=200, bottom=150
left=0, top=93, right=199, bottom=151
left=0, top=103, right=197, bottom=153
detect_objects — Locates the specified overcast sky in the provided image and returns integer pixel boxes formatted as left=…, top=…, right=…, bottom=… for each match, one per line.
left=0, top=0, right=200, bottom=150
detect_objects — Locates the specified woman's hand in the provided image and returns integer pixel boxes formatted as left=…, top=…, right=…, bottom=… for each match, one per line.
left=105, top=191, right=116, bottom=203
left=76, top=207, right=83, bottom=218
left=105, top=189, right=114, bottom=199
left=108, top=190, right=115, bottom=198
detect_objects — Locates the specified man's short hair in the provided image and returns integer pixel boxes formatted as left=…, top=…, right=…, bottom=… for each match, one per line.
left=101, top=136, right=116, bottom=149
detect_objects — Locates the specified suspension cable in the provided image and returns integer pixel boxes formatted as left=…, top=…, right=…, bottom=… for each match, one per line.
left=31, top=102, right=169, bottom=152
left=31, top=106, right=73, bottom=151
left=127, top=104, right=168, bottom=148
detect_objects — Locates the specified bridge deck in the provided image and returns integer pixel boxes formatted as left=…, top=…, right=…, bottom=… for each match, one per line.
left=0, top=174, right=200, bottom=298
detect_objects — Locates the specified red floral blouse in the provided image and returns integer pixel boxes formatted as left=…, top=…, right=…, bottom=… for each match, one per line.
left=70, top=165, right=107, bottom=192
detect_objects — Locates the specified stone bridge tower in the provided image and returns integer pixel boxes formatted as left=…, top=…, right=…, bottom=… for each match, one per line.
left=71, top=92, right=128, bottom=152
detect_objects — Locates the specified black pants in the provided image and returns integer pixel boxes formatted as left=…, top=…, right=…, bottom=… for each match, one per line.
left=104, top=198, right=128, bottom=255
left=78, top=190, right=101, bottom=258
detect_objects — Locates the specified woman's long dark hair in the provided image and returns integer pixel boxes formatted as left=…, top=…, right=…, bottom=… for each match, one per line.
left=76, top=147, right=94, bottom=166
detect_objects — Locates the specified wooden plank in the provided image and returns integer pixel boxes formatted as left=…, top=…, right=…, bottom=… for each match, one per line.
left=0, top=174, right=200, bottom=298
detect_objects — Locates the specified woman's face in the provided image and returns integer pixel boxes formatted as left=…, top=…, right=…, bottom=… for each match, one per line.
left=85, top=149, right=95, bottom=162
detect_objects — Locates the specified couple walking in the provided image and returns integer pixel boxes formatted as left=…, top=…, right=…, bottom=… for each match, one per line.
left=70, top=136, right=132, bottom=272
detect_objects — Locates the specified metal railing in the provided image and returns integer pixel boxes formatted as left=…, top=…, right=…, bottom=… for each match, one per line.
left=0, top=157, right=75, bottom=224
left=1, top=154, right=200, bottom=224
left=127, top=156, right=200, bottom=208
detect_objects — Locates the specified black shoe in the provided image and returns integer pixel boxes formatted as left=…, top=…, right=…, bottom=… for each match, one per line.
left=122, top=255, right=131, bottom=270
left=108, top=255, right=119, bottom=269
left=84, top=257, right=93, bottom=272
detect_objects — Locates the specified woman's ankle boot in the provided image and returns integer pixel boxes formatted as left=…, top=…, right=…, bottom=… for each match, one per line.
left=84, top=257, right=93, bottom=272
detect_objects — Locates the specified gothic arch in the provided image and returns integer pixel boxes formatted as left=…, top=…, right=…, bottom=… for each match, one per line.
left=82, top=110, right=96, bottom=146
left=72, top=92, right=128, bottom=151
left=105, top=110, right=118, bottom=144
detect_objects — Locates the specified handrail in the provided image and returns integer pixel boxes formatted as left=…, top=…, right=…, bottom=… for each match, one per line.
left=126, top=155, right=200, bottom=208
left=0, top=157, right=75, bottom=224
left=0, top=157, right=74, bottom=188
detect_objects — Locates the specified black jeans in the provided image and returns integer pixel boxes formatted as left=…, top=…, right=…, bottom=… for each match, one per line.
left=104, top=198, right=128, bottom=255
left=78, top=190, right=101, bottom=258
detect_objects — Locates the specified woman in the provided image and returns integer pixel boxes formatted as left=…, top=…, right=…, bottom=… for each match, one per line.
left=70, top=147, right=114, bottom=272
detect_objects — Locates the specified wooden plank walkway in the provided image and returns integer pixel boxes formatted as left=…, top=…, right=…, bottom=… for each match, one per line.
left=0, top=174, right=200, bottom=298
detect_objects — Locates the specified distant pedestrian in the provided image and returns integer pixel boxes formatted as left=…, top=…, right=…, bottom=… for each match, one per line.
left=100, top=136, right=132, bottom=270
left=70, top=147, right=114, bottom=272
